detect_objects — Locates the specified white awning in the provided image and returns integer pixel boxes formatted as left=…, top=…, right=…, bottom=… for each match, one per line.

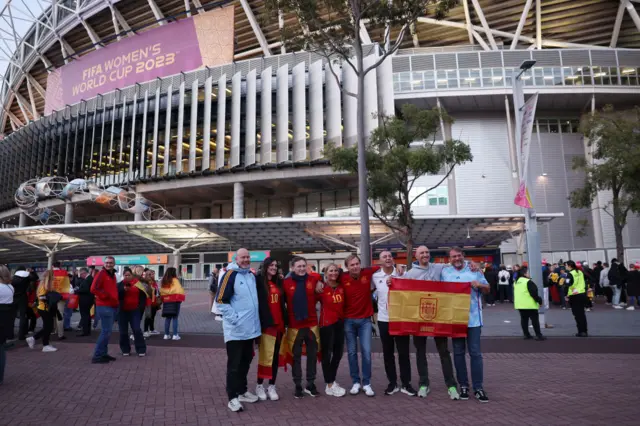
left=0, top=213, right=563, bottom=264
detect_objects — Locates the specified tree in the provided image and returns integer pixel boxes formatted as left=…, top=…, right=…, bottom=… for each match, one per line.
left=264, top=0, right=456, bottom=266
left=570, top=105, right=640, bottom=264
left=325, top=104, right=472, bottom=266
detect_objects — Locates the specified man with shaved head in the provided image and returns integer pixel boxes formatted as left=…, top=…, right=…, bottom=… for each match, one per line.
left=217, top=248, right=263, bottom=412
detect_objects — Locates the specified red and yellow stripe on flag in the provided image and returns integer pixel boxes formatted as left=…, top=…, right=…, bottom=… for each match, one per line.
left=257, top=327, right=288, bottom=380
left=283, top=326, right=322, bottom=368
left=388, top=278, right=471, bottom=338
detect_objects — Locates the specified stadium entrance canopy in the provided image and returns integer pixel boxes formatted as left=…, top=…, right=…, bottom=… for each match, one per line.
left=0, top=214, right=562, bottom=265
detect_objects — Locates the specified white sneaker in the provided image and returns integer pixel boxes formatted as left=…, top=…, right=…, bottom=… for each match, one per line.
left=215, top=315, right=223, bottom=322
left=227, top=398, right=243, bottom=412
left=172, top=335, right=181, bottom=341
left=42, top=345, right=57, bottom=353
left=267, top=385, right=280, bottom=401
left=613, top=305, right=624, bottom=309
left=256, top=384, right=267, bottom=401
left=326, top=383, right=346, bottom=397
left=238, top=392, right=259, bottom=403
left=350, top=383, right=361, bottom=395
left=143, top=332, right=151, bottom=338
left=150, top=330, right=160, bottom=335
left=620, top=303, right=627, bottom=307
left=626, top=306, right=635, bottom=311
left=26, top=336, right=35, bottom=349
left=363, top=384, right=375, bottom=397
left=130, top=334, right=135, bottom=341
left=418, top=386, right=430, bottom=398
left=163, top=334, right=171, bottom=340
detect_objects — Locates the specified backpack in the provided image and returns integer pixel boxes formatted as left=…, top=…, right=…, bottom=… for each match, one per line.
left=499, top=271, right=509, bottom=284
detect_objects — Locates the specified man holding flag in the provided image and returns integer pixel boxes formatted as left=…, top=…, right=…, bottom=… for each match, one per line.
left=441, top=247, right=490, bottom=403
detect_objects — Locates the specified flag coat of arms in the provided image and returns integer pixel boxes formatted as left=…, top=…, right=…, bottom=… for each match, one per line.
left=388, top=278, right=471, bottom=337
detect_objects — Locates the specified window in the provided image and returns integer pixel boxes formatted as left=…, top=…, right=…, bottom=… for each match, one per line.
left=428, top=186, right=448, bottom=206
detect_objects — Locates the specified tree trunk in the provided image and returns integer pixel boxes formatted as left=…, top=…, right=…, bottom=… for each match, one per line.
left=614, top=221, right=625, bottom=265
left=611, top=189, right=626, bottom=265
left=355, top=44, right=371, bottom=267
left=405, top=237, right=413, bottom=269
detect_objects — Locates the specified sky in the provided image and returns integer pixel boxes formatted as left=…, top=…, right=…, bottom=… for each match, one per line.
left=0, top=0, right=48, bottom=78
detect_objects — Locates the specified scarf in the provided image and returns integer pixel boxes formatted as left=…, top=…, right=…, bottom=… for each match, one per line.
left=292, top=273, right=309, bottom=321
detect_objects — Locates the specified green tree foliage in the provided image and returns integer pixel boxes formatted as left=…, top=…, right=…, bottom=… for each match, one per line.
left=325, top=104, right=472, bottom=265
left=570, top=105, right=640, bottom=263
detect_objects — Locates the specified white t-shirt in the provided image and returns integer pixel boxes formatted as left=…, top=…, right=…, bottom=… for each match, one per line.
left=0, top=283, right=14, bottom=304
left=498, top=270, right=510, bottom=285
left=371, top=267, right=400, bottom=322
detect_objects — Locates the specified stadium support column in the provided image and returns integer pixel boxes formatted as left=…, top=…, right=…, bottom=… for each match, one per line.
left=173, top=250, right=181, bottom=270
left=47, top=252, right=54, bottom=270
left=233, top=183, right=244, bottom=219
left=19, top=212, right=27, bottom=227
left=64, top=202, right=74, bottom=224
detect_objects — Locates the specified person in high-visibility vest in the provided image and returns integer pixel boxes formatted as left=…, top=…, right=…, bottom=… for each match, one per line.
left=513, top=266, right=546, bottom=341
left=564, top=260, right=588, bottom=337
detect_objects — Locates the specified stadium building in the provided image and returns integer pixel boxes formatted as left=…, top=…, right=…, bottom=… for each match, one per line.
left=0, top=0, right=639, bottom=278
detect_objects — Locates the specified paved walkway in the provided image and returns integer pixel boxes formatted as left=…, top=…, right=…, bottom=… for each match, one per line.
left=45, top=291, right=640, bottom=337
left=0, top=342, right=637, bottom=425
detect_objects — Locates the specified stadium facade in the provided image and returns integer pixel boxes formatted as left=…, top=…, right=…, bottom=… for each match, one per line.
left=0, top=0, right=639, bottom=275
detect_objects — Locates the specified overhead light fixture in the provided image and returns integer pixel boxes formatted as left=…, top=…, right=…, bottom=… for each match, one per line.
left=521, top=76, right=531, bottom=80
left=437, top=79, right=448, bottom=83
left=542, top=172, right=548, bottom=176
left=593, top=72, right=607, bottom=77
left=622, top=68, right=635, bottom=74
left=411, top=80, right=422, bottom=84
left=544, top=76, right=554, bottom=80
left=520, top=60, right=537, bottom=71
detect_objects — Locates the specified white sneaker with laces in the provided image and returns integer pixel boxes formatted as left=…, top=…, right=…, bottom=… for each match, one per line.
left=143, top=332, right=151, bottom=338
left=172, top=335, right=181, bottom=341
left=267, top=385, right=279, bottom=401
left=363, top=385, right=375, bottom=397
left=227, top=398, right=243, bottom=412
left=238, top=392, right=259, bottom=403
left=256, top=384, right=267, bottom=401
left=26, top=336, right=35, bottom=349
left=613, top=305, right=624, bottom=309
left=42, top=345, right=57, bottom=353
left=163, top=334, right=171, bottom=340
left=350, top=383, right=361, bottom=395
left=626, top=306, right=635, bottom=311
left=326, top=383, right=346, bottom=397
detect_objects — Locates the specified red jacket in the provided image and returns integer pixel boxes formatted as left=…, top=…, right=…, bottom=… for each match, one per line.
left=283, top=275, right=319, bottom=329
left=120, top=279, right=144, bottom=311
left=318, top=284, right=345, bottom=327
left=341, top=267, right=379, bottom=319
left=91, top=269, right=118, bottom=308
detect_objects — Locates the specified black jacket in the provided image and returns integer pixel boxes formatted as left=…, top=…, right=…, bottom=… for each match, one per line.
left=627, top=270, right=640, bottom=297
left=77, top=275, right=94, bottom=296
left=256, top=273, right=288, bottom=330
left=525, top=279, right=543, bottom=305
left=608, top=264, right=623, bottom=287
left=11, top=271, right=32, bottom=299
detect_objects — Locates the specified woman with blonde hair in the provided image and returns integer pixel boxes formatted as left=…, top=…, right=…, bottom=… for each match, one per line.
left=160, top=267, right=185, bottom=340
left=26, top=270, right=58, bottom=352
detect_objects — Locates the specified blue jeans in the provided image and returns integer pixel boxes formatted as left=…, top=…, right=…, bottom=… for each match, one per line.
left=452, top=326, right=483, bottom=391
left=165, top=317, right=179, bottom=335
left=63, top=305, right=73, bottom=329
left=93, top=306, right=116, bottom=360
left=119, top=310, right=146, bottom=355
left=344, top=318, right=372, bottom=386
left=628, top=296, right=638, bottom=307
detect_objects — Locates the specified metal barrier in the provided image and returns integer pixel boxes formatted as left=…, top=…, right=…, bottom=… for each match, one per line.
left=181, top=279, right=210, bottom=290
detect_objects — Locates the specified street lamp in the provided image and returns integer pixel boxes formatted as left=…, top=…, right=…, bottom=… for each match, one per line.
left=512, top=60, right=546, bottom=323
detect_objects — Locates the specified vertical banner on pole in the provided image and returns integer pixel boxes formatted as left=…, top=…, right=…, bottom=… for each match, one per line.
left=514, top=93, right=538, bottom=209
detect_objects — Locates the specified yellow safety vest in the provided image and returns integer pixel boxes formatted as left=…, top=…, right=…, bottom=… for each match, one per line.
left=568, top=270, right=586, bottom=296
left=514, top=277, right=539, bottom=310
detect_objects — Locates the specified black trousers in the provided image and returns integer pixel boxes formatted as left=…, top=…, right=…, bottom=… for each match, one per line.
left=33, top=309, right=53, bottom=346
left=320, top=321, right=345, bottom=384
left=518, top=309, right=542, bottom=337
left=378, top=321, right=410, bottom=387
left=226, top=339, right=254, bottom=400
left=15, top=296, right=31, bottom=340
left=291, top=328, right=318, bottom=388
left=414, top=336, right=457, bottom=388
left=498, top=286, right=509, bottom=303
left=78, top=295, right=93, bottom=335
left=569, top=294, right=588, bottom=334
left=604, top=287, right=613, bottom=304
left=258, top=333, right=282, bottom=385
left=144, top=307, right=158, bottom=332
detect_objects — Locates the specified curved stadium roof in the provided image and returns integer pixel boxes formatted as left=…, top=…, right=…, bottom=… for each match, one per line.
left=1, top=0, right=639, bottom=135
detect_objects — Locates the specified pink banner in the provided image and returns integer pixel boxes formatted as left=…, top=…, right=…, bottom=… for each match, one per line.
left=514, top=181, right=532, bottom=208
left=45, top=7, right=234, bottom=114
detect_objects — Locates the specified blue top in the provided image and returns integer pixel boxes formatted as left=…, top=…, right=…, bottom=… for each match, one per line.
left=441, top=265, right=488, bottom=328
left=216, top=262, right=261, bottom=342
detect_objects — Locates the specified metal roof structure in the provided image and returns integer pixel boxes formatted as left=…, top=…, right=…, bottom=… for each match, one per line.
left=1, top=0, right=639, bottom=134
left=0, top=213, right=563, bottom=263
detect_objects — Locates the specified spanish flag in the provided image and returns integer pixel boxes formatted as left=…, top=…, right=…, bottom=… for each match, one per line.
left=388, top=278, right=471, bottom=338
left=257, top=327, right=288, bottom=380
left=282, top=326, right=322, bottom=368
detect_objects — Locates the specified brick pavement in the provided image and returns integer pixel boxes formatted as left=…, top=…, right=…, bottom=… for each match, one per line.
left=0, top=342, right=637, bottom=426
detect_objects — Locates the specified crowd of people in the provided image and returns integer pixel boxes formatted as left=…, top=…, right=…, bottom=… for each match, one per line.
left=216, top=246, right=490, bottom=413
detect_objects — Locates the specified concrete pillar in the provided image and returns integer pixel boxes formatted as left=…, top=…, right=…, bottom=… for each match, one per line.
left=173, top=250, right=181, bottom=269
left=134, top=212, right=143, bottom=221
left=233, top=182, right=244, bottom=219
left=64, top=202, right=74, bottom=224
left=47, top=252, right=54, bottom=270
left=19, top=212, right=27, bottom=228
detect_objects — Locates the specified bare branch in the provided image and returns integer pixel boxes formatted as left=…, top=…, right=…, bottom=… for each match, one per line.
left=367, top=201, right=403, bottom=233
left=409, top=165, right=455, bottom=207
left=363, top=24, right=409, bottom=77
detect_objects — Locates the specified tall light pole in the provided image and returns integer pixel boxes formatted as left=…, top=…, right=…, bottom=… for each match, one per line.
left=512, top=60, right=545, bottom=320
